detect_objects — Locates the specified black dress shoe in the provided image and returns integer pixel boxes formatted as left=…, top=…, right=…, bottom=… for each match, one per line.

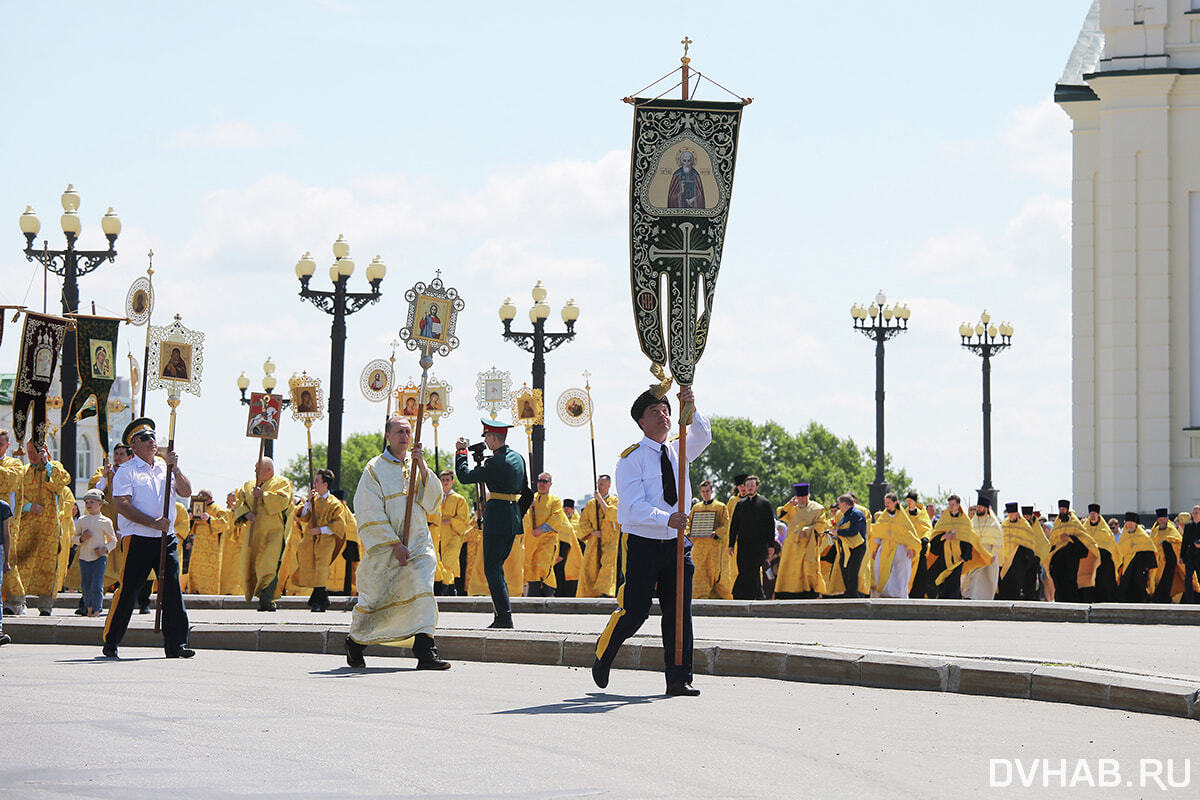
left=102, top=644, right=118, bottom=658
left=345, top=635, right=366, bottom=668
left=665, top=682, right=700, bottom=697
left=74, top=607, right=87, bottom=616
left=138, top=606, right=150, bottom=615
left=39, top=609, right=51, bottom=617
left=413, top=633, right=451, bottom=670
left=416, top=651, right=451, bottom=670
left=487, top=614, right=514, bottom=629
left=0, top=632, right=12, bottom=646
left=165, top=647, right=195, bottom=659
left=591, top=658, right=610, bottom=689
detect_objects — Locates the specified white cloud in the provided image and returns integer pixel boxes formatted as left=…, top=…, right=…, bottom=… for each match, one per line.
left=168, top=120, right=295, bottom=149
left=1002, top=97, right=1071, bottom=185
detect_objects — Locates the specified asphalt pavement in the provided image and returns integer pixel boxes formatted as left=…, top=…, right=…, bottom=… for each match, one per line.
left=3, top=645, right=1196, bottom=799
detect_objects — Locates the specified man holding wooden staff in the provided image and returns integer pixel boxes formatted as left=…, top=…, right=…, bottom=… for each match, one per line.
left=102, top=418, right=194, bottom=659
left=344, top=415, right=449, bottom=670
left=592, top=384, right=710, bottom=697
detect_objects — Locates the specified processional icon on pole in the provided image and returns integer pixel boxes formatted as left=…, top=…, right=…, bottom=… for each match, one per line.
left=145, top=313, right=204, bottom=633
left=396, top=273, right=464, bottom=548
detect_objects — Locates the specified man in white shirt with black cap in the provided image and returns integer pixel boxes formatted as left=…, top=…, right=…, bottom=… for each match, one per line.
left=102, top=417, right=194, bottom=659
left=592, top=383, right=710, bottom=696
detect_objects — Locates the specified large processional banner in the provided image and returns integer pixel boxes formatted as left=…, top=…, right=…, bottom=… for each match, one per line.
left=63, top=314, right=122, bottom=457
left=628, top=98, right=745, bottom=385
left=13, top=311, right=68, bottom=449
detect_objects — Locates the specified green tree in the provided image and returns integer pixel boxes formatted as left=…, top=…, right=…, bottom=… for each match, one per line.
left=689, top=417, right=914, bottom=506
left=283, top=433, right=475, bottom=511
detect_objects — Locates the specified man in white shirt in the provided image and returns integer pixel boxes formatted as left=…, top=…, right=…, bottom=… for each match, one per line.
left=102, top=417, right=194, bottom=659
left=592, top=385, right=711, bottom=697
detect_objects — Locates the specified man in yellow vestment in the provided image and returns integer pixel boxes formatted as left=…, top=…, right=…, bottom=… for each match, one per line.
left=871, top=492, right=922, bottom=598
left=15, top=441, right=73, bottom=615
left=773, top=482, right=827, bottom=599
left=1148, top=508, right=1185, bottom=603
left=688, top=480, right=731, bottom=598
left=925, top=495, right=991, bottom=599
left=293, top=468, right=348, bottom=612
left=220, top=492, right=243, bottom=595
left=1117, top=511, right=1158, bottom=602
left=578, top=475, right=619, bottom=598
left=437, top=470, right=473, bottom=595
left=185, top=490, right=227, bottom=595
left=345, top=415, right=449, bottom=670
left=555, top=498, right=582, bottom=596
left=997, top=502, right=1049, bottom=600
left=963, top=496, right=1003, bottom=600
left=232, top=457, right=294, bottom=611
left=0, top=430, right=28, bottom=616
left=522, top=472, right=572, bottom=596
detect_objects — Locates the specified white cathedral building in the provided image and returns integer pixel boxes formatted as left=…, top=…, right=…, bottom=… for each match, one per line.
left=1056, top=0, right=1200, bottom=514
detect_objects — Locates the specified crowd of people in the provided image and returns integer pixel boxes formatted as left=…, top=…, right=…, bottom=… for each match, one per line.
left=2, top=421, right=1199, bottom=653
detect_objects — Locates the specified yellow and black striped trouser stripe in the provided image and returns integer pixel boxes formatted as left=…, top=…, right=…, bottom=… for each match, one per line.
left=594, top=530, right=629, bottom=659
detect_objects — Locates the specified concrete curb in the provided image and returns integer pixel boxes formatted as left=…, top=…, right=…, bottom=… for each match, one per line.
left=7, top=617, right=1198, bottom=720
left=36, top=593, right=1200, bottom=625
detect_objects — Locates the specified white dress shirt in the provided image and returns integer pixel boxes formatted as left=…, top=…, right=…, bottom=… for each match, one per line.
left=615, top=410, right=712, bottom=541
left=113, top=455, right=181, bottom=539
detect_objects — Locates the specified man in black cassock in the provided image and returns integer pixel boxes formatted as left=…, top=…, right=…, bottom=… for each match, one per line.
left=728, top=475, right=776, bottom=600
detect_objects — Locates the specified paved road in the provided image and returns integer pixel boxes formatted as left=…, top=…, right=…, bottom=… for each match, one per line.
left=3, top=645, right=1195, bottom=799
left=21, top=605, right=1199, bottom=682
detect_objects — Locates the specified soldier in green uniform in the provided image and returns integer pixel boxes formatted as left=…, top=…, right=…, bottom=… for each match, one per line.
left=456, top=418, right=527, bottom=629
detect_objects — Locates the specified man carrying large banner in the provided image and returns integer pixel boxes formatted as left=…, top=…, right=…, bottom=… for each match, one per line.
left=594, top=40, right=749, bottom=696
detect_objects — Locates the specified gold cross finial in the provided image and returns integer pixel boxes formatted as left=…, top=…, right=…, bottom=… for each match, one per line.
left=681, top=36, right=692, bottom=60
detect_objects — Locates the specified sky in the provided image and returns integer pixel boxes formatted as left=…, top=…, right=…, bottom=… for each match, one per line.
left=0, top=0, right=1091, bottom=506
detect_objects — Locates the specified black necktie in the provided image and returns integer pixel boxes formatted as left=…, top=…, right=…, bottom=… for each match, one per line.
left=660, top=445, right=677, bottom=506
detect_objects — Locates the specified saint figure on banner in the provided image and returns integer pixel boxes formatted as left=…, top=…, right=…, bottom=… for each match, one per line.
left=667, top=149, right=705, bottom=209
left=420, top=304, right=443, bottom=340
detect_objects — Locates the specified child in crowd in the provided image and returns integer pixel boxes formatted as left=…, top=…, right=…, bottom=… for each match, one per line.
left=73, top=489, right=116, bottom=617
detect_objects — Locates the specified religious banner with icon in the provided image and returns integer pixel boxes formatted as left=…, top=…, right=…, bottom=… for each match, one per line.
left=628, top=96, right=746, bottom=387
left=147, top=315, right=205, bottom=398
left=12, top=311, right=68, bottom=450
left=63, top=314, right=124, bottom=457
left=475, top=366, right=512, bottom=421
left=360, top=358, right=392, bottom=403
left=512, top=384, right=544, bottom=427
left=246, top=391, right=283, bottom=440
left=556, top=387, right=592, bottom=428
left=399, top=275, right=464, bottom=357
left=126, top=277, right=153, bottom=325
left=394, top=379, right=422, bottom=418
left=424, top=376, right=452, bottom=419
left=289, top=372, right=324, bottom=421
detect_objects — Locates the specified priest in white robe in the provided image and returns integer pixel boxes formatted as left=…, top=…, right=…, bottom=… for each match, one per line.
left=345, top=415, right=450, bottom=670
left=963, top=495, right=1003, bottom=601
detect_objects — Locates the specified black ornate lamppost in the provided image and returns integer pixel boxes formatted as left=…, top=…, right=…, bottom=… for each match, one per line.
left=294, top=236, right=386, bottom=492
left=959, top=311, right=1013, bottom=511
left=850, top=290, right=911, bottom=513
left=498, top=281, right=580, bottom=479
left=235, top=357, right=290, bottom=458
left=19, top=185, right=121, bottom=485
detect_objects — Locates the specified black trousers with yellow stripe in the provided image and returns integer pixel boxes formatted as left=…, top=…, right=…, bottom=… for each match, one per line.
left=595, top=533, right=693, bottom=686
left=104, top=534, right=189, bottom=651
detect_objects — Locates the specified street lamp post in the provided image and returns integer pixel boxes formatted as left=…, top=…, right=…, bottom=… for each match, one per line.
left=959, top=312, right=1014, bottom=511
left=19, top=185, right=121, bottom=484
left=850, top=290, right=911, bottom=513
left=295, top=236, right=386, bottom=492
left=236, top=357, right=290, bottom=458
left=498, top=281, right=579, bottom=479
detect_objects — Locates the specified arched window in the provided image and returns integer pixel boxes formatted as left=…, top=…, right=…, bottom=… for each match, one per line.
left=77, top=434, right=93, bottom=480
